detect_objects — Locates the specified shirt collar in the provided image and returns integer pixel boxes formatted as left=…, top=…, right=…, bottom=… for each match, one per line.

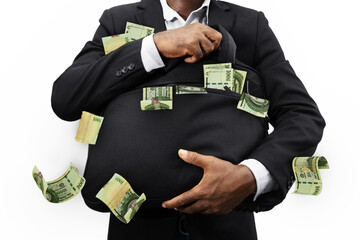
left=160, top=0, right=211, bottom=24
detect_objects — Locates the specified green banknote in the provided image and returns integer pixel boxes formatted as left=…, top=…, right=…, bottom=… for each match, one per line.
left=32, top=163, right=86, bottom=203
left=75, top=111, right=104, bottom=145
left=237, top=93, right=269, bottom=118
left=175, top=85, right=207, bottom=94
left=102, top=22, right=154, bottom=54
left=204, top=68, right=233, bottom=90
left=125, top=22, right=154, bottom=39
left=232, top=69, right=247, bottom=94
left=293, top=156, right=329, bottom=196
left=102, top=34, right=132, bottom=55
left=96, top=173, right=146, bottom=224
left=140, top=86, right=173, bottom=110
left=203, top=63, right=247, bottom=94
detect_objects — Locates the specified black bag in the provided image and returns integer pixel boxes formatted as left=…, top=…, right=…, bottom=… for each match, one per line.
left=81, top=25, right=271, bottom=212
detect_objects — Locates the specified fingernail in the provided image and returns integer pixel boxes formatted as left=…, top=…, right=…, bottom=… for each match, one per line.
left=179, top=149, right=187, bottom=157
left=162, top=203, right=167, bottom=208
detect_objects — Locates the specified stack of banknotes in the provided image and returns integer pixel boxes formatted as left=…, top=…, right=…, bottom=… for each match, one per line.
left=292, top=156, right=329, bottom=195
left=102, top=22, right=154, bottom=55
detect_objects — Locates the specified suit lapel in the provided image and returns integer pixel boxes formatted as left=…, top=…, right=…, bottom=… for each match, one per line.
left=136, top=0, right=167, bottom=33
left=208, top=0, right=235, bottom=33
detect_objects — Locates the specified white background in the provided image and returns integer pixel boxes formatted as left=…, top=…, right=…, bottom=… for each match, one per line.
left=1, top=0, right=359, bottom=239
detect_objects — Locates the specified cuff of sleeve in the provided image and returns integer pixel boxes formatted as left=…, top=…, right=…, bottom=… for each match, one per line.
left=239, top=159, right=278, bottom=201
left=140, top=34, right=165, bottom=72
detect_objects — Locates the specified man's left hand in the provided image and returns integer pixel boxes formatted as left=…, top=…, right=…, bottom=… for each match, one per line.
left=162, top=149, right=257, bottom=215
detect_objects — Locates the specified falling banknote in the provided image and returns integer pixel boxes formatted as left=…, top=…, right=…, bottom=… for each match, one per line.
left=75, top=111, right=104, bottom=145
left=32, top=163, right=86, bottom=203
left=141, top=86, right=173, bottom=110
left=96, top=173, right=146, bottom=224
left=237, top=93, right=269, bottom=118
left=102, top=22, right=154, bottom=54
left=175, top=85, right=207, bottom=94
left=292, top=156, right=329, bottom=196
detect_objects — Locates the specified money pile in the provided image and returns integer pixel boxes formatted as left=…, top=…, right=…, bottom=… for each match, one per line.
left=141, top=86, right=173, bottom=110
left=203, top=63, right=247, bottom=94
left=75, top=111, right=104, bottom=145
left=237, top=93, right=269, bottom=118
left=102, top=22, right=154, bottom=54
left=32, top=163, right=86, bottom=203
left=96, top=173, right=146, bottom=224
left=292, top=156, right=329, bottom=195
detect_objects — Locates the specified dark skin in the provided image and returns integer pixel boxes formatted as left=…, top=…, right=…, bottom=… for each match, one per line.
left=155, top=0, right=257, bottom=215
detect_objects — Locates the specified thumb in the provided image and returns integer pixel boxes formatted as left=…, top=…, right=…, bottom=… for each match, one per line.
left=178, top=149, right=209, bottom=169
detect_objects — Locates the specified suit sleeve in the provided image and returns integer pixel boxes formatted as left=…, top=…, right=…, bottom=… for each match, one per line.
left=243, top=12, right=326, bottom=211
left=51, top=9, right=151, bottom=121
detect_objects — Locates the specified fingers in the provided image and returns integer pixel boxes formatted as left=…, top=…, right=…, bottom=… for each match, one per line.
left=202, top=27, right=222, bottom=50
left=162, top=187, right=201, bottom=209
left=178, top=149, right=210, bottom=169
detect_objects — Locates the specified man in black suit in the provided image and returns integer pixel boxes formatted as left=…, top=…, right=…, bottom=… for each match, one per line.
left=51, top=0, right=325, bottom=239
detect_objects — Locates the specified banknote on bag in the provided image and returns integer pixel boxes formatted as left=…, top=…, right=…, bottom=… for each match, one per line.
left=141, top=86, right=173, bottom=110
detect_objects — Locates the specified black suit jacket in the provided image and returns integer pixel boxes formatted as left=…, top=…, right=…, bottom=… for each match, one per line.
left=51, top=0, right=325, bottom=213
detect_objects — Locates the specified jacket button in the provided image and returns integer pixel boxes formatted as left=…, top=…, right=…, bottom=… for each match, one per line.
left=128, top=62, right=135, bottom=70
left=121, top=66, right=128, bottom=74
left=116, top=70, right=122, bottom=77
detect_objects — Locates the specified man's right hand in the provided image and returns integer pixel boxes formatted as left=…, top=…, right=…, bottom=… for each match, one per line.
left=153, top=23, right=222, bottom=63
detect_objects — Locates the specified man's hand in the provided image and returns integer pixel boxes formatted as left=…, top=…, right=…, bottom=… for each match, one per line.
left=162, top=149, right=257, bottom=215
left=153, top=23, right=222, bottom=63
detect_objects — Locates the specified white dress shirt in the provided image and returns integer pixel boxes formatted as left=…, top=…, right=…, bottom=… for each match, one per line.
left=140, top=0, right=279, bottom=200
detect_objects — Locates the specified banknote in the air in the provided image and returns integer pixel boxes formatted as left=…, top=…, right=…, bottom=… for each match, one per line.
left=96, top=173, right=146, bottom=224
left=32, top=163, right=85, bottom=203
left=75, top=111, right=104, bottom=145
left=292, top=156, right=329, bottom=195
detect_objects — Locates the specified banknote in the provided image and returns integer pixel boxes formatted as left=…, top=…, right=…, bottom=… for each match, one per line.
left=75, top=111, right=104, bottom=145
left=32, top=163, right=86, bottom=203
left=102, top=22, right=154, bottom=54
left=96, top=173, right=146, bottom=224
left=203, top=63, right=232, bottom=71
left=237, top=93, right=269, bottom=118
left=125, top=22, right=154, bottom=40
left=102, top=34, right=132, bottom=55
left=204, top=68, right=234, bottom=90
left=175, top=85, right=207, bottom=94
left=292, top=156, right=329, bottom=195
left=232, top=69, right=247, bottom=94
left=141, top=86, right=173, bottom=110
